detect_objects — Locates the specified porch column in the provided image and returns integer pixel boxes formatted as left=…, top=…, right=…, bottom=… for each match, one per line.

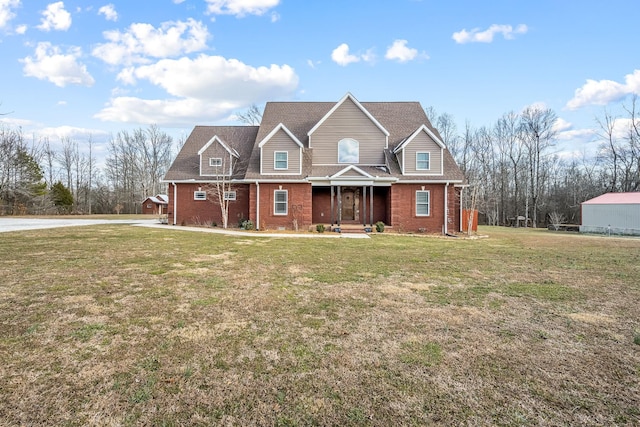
left=362, top=185, right=367, bottom=226
left=337, top=185, right=342, bottom=226
left=330, top=185, right=334, bottom=225
left=369, top=185, right=374, bottom=226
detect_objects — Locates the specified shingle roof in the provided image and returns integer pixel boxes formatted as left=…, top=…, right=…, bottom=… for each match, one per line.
left=164, top=99, right=464, bottom=183
left=164, top=126, right=258, bottom=181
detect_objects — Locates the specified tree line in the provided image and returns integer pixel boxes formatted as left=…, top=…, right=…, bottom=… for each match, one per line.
left=0, top=124, right=175, bottom=215
left=427, top=96, right=640, bottom=227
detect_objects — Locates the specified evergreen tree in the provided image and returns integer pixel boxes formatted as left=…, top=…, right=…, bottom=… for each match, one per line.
left=50, top=181, right=73, bottom=213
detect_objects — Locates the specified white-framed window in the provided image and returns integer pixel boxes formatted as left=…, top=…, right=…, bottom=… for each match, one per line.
left=209, top=157, right=222, bottom=167
left=274, top=190, right=288, bottom=215
left=224, top=191, right=236, bottom=201
left=416, top=152, right=430, bottom=170
left=194, top=191, right=207, bottom=200
left=416, top=190, right=430, bottom=216
left=274, top=151, right=288, bottom=170
left=338, top=138, right=359, bottom=163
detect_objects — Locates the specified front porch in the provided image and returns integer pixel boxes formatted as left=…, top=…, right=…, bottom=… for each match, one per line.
left=311, top=185, right=389, bottom=227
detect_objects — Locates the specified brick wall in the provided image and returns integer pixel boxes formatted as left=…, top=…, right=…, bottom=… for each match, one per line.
left=251, top=183, right=312, bottom=230
left=311, top=187, right=332, bottom=224
left=167, top=181, right=460, bottom=232
left=390, top=184, right=459, bottom=233
left=167, top=183, right=250, bottom=226
left=141, top=201, right=156, bottom=215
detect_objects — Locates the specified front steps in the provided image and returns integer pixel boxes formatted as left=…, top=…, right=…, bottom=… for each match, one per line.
left=329, top=224, right=372, bottom=234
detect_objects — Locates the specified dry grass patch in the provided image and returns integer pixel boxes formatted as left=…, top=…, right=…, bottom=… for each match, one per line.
left=0, top=225, right=639, bottom=425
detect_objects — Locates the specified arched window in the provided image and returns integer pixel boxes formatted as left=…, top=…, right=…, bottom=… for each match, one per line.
left=338, top=138, right=359, bottom=163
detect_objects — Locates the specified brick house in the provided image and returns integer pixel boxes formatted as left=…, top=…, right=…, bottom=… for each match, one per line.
left=163, top=93, right=465, bottom=233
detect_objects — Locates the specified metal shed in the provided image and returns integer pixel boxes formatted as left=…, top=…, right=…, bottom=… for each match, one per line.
left=580, top=192, right=640, bottom=236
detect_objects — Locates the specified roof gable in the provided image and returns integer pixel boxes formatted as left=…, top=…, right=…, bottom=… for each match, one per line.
left=330, top=165, right=374, bottom=179
left=164, top=126, right=258, bottom=182
left=393, top=124, right=445, bottom=154
left=307, top=92, right=390, bottom=139
left=258, top=123, right=304, bottom=148
left=146, top=195, right=168, bottom=204
left=197, top=135, right=240, bottom=158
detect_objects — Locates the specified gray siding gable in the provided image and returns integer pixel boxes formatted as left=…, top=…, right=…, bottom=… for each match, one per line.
left=198, top=136, right=239, bottom=176
left=393, top=125, right=445, bottom=175
left=258, top=124, right=304, bottom=175
left=307, top=94, right=389, bottom=166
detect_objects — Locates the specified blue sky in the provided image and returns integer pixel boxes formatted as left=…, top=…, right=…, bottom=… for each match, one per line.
left=0, top=0, right=638, bottom=162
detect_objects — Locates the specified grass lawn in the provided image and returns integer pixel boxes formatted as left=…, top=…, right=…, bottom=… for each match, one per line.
left=0, top=225, right=639, bottom=426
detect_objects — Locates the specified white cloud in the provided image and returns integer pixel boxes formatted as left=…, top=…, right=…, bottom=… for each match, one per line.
left=173, top=0, right=186, bottom=3
left=452, top=24, right=527, bottom=44
left=37, top=1, right=72, bottom=32
left=385, top=39, right=426, bottom=63
left=98, top=4, right=117, bottom=21
left=270, top=11, right=280, bottom=22
left=21, top=42, right=94, bottom=87
left=553, top=118, right=596, bottom=141
left=331, top=43, right=375, bottom=66
left=0, top=0, right=20, bottom=29
left=602, top=118, right=636, bottom=140
left=206, top=0, right=279, bottom=17
left=556, top=128, right=596, bottom=141
left=15, top=23, right=26, bottom=34
left=361, top=48, right=376, bottom=63
left=0, top=117, right=36, bottom=128
left=97, top=55, right=299, bottom=125
left=95, top=97, right=234, bottom=125
left=38, top=125, right=108, bottom=140
left=92, top=19, right=209, bottom=66
left=331, top=43, right=359, bottom=66
left=121, top=55, right=298, bottom=100
left=553, top=118, right=572, bottom=133
left=521, top=101, right=548, bottom=114
left=565, top=70, right=640, bottom=110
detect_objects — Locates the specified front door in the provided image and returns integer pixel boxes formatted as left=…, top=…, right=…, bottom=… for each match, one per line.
left=341, top=189, right=356, bottom=221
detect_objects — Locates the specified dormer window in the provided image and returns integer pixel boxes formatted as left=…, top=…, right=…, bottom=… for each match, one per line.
left=209, top=157, right=222, bottom=167
left=338, top=138, right=359, bottom=163
left=274, top=151, right=288, bottom=170
left=416, top=152, right=430, bottom=170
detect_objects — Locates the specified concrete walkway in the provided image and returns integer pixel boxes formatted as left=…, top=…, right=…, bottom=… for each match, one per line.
left=0, top=218, right=370, bottom=238
left=135, top=222, right=370, bottom=238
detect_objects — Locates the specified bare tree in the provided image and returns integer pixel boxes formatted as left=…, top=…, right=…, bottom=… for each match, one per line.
left=58, top=137, right=77, bottom=201
left=596, top=109, right=620, bottom=192
left=139, top=125, right=173, bottom=197
left=236, top=104, right=263, bottom=125
left=104, top=125, right=174, bottom=214
left=87, top=135, right=94, bottom=214
left=520, top=106, right=557, bottom=227
left=425, top=106, right=462, bottom=164
left=202, top=141, right=244, bottom=229
left=494, top=112, right=522, bottom=224
left=622, top=95, right=640, bottom=191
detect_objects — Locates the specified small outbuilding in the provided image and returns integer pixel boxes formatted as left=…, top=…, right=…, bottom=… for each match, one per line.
left=142, top=194, right=168, bottom=215
left=580, top=192, right=640, bottom=236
